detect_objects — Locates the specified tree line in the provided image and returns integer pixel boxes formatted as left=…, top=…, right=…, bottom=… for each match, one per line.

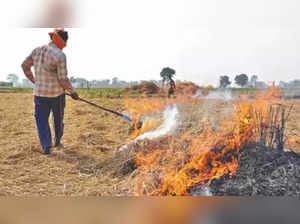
left=1, top=74, right=163, bottom=88
left=1, top=67, right=177, bottom=88
left=219, top=74, right=300, bottom=88
left=220, top=74, right=268, bottom=88
left=2, top=72, right=300, bottom=89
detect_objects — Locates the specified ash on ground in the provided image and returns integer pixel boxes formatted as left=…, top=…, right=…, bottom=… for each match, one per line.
left=209, top=145, right=300, bottom=196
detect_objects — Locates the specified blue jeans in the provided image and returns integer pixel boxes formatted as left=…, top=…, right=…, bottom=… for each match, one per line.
left=34, top=94, right=65, bottom=149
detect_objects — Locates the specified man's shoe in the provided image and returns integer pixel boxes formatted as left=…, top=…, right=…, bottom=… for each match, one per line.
left=42, top=147, right=51, bottom=155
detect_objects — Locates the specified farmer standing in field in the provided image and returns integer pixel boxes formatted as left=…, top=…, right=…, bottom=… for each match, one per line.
left=21, top=28, right=79, bottom=155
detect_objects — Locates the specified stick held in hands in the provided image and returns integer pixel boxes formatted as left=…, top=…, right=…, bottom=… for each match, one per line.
left=65, top=93, right=132, bottom=122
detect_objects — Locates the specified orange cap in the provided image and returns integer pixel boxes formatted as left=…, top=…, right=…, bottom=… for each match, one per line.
left=49, top=28, right=67, bottom=50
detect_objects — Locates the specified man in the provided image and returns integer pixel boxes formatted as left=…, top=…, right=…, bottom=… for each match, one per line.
left=168, top=79, right=176, bottom=98
left=21, top=28, right=79, bottom=155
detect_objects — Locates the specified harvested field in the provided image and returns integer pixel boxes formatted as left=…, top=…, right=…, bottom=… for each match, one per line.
left=0, top=91, right=300, bottom=196
left=0, top=93, right=130, bottom=196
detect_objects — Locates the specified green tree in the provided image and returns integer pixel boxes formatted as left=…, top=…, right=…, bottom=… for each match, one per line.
left=160, top=67, right=176, bottom=86
left=219, top=75, right=231, bottom=88
left=235, top=74, right=249, bottom=87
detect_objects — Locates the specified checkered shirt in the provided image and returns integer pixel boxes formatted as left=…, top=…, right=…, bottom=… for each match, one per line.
left=22, top=43, right=74, bottom=97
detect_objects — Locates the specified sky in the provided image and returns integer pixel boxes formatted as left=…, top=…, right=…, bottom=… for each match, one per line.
left=0, top=0, right=299, bottom=86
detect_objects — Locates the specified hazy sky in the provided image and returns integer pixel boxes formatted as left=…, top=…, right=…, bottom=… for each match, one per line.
left=0, top=0, right=299, bottom=86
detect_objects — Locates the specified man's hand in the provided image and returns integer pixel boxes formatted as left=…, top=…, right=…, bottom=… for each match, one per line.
left=70, top=92, right=80, bottom=100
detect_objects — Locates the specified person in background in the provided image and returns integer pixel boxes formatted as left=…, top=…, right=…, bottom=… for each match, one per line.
left=21, top=28, right=79, bottom=155
left=168, top=79, right=176, bottom=98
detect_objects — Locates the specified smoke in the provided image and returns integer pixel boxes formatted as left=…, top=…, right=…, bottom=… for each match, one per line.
left=191, top=89, right=236, bottom=130
left=187, top=89, right=236, bottom=132
left=137, top=104, right=180, bottom=140
left=193, top=89, right=237, bottom=101
left=118, top=104, right=180, bottom=151
left=205, top=90, right=236, bottom=101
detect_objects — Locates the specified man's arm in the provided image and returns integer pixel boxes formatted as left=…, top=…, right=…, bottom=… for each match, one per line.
left=57, top=53, right=79, bottom=100
left=21, top=53, right=35, bottom=84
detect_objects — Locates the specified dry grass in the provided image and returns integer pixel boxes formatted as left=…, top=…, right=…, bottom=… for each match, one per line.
left=0, top=93, right=132, bottom=196
left=0, top=93, right=300, bottom=196
left=284, top=100, right=300, bottom=152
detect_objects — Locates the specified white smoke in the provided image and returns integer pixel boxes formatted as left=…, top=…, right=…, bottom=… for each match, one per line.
left=118, top=104, right=180, bottom=151
left=193, top=89, right=236, bottom=101
left=137, top=104, right=180, bottom=140
left=205, top=90, right=236, bottom=100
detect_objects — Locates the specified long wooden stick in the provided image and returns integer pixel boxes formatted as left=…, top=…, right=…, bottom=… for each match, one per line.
left=65, top=93, right=132, bottom=122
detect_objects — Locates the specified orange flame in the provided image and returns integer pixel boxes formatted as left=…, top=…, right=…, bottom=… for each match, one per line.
left=124, top=86, right=286, bottom=195
left=125, top=98, right=172, bottom=140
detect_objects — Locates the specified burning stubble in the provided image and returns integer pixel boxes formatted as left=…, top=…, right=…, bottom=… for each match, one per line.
left=116, top=86, right=298, bottom=196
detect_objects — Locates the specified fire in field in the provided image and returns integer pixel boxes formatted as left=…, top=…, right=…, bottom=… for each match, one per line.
left=0, top=84, right=300, bottom=196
